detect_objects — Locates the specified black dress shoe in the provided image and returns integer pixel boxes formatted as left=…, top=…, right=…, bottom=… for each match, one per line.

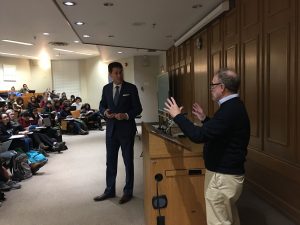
left=119, top=194, right=132, bottom=204
left=93, top=193, right=115, bottom=202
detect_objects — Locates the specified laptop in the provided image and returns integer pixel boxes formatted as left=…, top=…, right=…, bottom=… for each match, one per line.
left=28, top=90, right=35, bottom=93
left=43, top=117, right=52, bottom=127
left=0, top=140, right=12, bottom=153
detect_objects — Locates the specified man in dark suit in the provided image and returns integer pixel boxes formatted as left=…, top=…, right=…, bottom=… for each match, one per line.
left=164, top=69, right=250, bottom=225
left=94, top=62, right=142, bottom=204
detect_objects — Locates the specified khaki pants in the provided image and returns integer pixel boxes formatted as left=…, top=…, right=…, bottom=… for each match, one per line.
left=204, top=170, right=244, bottom=225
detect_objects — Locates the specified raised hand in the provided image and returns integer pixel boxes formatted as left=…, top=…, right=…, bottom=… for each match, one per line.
left=192, top=103, right=206, bottom=121
left=164, top=97, right=183, bottom=118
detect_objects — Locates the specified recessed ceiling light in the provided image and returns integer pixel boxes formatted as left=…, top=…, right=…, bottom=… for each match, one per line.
left=117, top=51, right=123, bottom=54
left=43, top=33, right=50, bottom=36
left=74, top=40, right=80, bottom=43
left=75, top=21, right=85, bottom=26
left=83, top=34, right=90, bottom=38
left=2, top=39, right=33, bottom=46
left=103, top=2, right=114, bottom=6
left=63, top=1, right=76, bottom=6
left=192, top=4, right=202, bottom=9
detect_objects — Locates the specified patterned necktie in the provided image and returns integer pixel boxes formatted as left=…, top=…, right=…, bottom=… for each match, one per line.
left=114, top=85, right=120, bottom=105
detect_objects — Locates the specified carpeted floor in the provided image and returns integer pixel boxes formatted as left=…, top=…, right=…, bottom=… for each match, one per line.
left=0, top=127, right=296, bottom=225
left=0, top=129, right=144, bottom=225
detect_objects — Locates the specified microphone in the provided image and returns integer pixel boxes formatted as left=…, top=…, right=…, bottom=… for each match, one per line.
left=165, top=112, right=187, bottom=133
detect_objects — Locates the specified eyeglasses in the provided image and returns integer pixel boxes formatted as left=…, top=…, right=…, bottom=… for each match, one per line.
left=210, top=82, right=222, bottom=89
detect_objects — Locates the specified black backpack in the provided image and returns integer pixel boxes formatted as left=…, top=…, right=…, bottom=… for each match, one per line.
left=10, top=153, right=32, bottom=181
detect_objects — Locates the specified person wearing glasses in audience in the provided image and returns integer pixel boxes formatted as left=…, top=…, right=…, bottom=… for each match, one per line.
left=164, top=68, right=250, bottom=225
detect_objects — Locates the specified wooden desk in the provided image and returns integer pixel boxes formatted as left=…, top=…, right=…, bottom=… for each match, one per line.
left=142, top=123, right=206, bottom=225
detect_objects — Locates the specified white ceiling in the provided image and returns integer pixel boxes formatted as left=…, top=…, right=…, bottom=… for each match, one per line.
left=0, top=0, right=223, bottom=62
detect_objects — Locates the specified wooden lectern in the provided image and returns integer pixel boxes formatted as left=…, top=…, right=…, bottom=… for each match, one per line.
left=142, top=123, right=207, bottom=225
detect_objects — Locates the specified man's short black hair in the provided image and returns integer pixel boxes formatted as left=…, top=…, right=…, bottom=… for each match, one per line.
left=108, top=62, right=123, bottom=73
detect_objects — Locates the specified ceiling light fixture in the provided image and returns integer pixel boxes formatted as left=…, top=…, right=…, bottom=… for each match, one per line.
left=43, top=33, right=50, bottom=36
left=2, top=39, right=33, bottom=46
left=74, top=40, right=80, bottom=43
left=54, top=48, right=74, bottom=53
left=75, top=21, right=85, bottom=26
left=174, top=0, right=229, bottom=47
left=117, top=51, right=123, bottom=54
left=54, top=48, right=93, bottom=56
left=103, top=2, right=114, bottom=7
left=21, top=55, right=38, bottom=59
left=63, top=1, right=76, bottom=6
left=0, top=52, right=19, bottom=56
left=83, top=34, right=90, bottom=38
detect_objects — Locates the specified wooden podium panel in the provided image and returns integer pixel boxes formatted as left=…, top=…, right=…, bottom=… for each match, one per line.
left=142, top=123, right=206, bottom=225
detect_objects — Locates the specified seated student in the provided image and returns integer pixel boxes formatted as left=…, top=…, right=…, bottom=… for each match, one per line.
left=53, top=99, right=62, bottom=113
left=0, top=104, right=8, bottom=114
left=27, top=96, right=40, bottom=114
left=81, top=103, right=104, bottom=131
left=18, top=111, right=66, bottom=155
left=6, top=94, right=16, bottom=110
left=13, top=97, right=24, bottom=114
left=71, top=97, right=82, bottom=110
left=59, top=103, right=88, bottom=135
left=8, top=86, right=22, bottom=97
left=60, top=92, right=67, bottom=103
left=30, top=108, right=64, bottom=144
left=0, top=112, right=33, bottom=153
left=19, top=84, right=30, bottom=94
left=70, top=95, right=75, bottom=103
left=39, top=92, right=50, bottom=108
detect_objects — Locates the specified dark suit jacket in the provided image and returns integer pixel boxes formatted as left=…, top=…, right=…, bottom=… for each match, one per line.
left=174, top=97, right=250, bottom=175
left=99, top=81, right=142, bottom=138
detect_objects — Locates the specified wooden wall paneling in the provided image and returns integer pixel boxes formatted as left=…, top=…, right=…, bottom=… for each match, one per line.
left=182, top=41, right=192, bottom=118
left=193, top=30, right=209, bottom=120
left=297, top=0, right=300, bottom=164
left=223, top=7, right=239, bottom=73
left=263, top=0, right=296, bottom=161
left=240, top=0, right=263, bottom=151
left=209, top=19, right=223, bottom=116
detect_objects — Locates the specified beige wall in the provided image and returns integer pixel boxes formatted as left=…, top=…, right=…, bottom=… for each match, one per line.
left=134, top=55, right=159, bottom=123
left=80, top=57, right=109, bottom=109
left=0, top=56, right=51, bottom=92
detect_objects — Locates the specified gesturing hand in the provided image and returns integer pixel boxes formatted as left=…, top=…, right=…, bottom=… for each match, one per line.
left=192, top=103, right=206, bottom=121
left=164, top=97, right=183, bottom=118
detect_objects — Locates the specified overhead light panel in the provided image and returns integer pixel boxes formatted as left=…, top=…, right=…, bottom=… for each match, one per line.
left=2, top=39, right=33, bottom=46
left=63, top=1, right=76, bottom=6
left=83, top=34, right=90, bottom=38
left=43, top=33, right=50, bottom=36
left=174, top=0, right=229, bottom=47
left=54, top=48, right=93, bottom=56
left=75, top=21, right=85, bottom=26
left=117, top=51, right=123, bottom=54
left=74, top=40, right=80, bottom=43
left=0, top=52, right=19, bottom=56
left=54, top=48, right=74, bottom=53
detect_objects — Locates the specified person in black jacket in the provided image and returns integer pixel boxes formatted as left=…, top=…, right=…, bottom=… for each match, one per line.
left=164, top=68, right=250, bottom=225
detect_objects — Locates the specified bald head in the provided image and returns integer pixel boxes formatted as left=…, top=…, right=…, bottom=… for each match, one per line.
left=216, top=68, right=240, bottom=93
